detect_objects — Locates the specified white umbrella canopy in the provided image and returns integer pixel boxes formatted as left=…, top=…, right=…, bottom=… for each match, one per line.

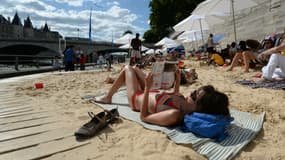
left=141, top=45, right=149, bottom=51
left=173, top=14, right=224, bottom=45
left=119, top=43, right=131, bottom=49
left=119, top=43, right=149, bottom=51
left=155, top=37, right=181, bottom=49
left=164, top=42, right=180, bottom=48
left=182, top=38, right=196, bottom=43
left=192, top=0, right=259, bottom=42
left=155, top=49, right=162, bottom=54
left=179, top=31, right=204, bottom=50
left=114, top=33, right=135, bottom=44
left=155, top=37, right=178, bottom=46
left=111, top=52, right=128, bottom=56
left=177, top=30, right=206, bottom=41
left=173, top=14, right=223, bottom=32
left=192, top=0, right=257, bottom=16
left=145, top=49, right=155, bottom=54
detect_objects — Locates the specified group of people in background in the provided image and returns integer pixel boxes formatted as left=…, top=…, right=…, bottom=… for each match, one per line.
left=61, top=45, right=86, bottom=72
left=204, top=30, right=285, bottom=81
left=60, top=45, right=115, bottom=72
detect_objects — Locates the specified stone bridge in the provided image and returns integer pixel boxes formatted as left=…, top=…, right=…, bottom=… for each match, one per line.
left=0, top=38, right=125, bottom=57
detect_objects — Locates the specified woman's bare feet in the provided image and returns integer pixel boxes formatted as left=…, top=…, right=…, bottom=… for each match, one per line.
left=254, top=78, right=272, bottom=83
left=104, top=77, right=115, bottom=84
left=274, top=77, right=285, bottom=81
left=90, top=96, right=112, bottom=104
left=226, top=67, right=233, bottom=71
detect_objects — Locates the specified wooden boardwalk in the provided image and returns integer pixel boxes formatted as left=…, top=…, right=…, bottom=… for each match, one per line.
left=0, top=84, right=91, bottom=160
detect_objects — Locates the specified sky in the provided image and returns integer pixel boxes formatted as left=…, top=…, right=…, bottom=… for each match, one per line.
left=0, top=0, right=151, bottom=42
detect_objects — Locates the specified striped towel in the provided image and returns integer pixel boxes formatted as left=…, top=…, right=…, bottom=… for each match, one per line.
left=236, top=79, right=285, bottom=90
left=84, top=89, right=265, bottom=160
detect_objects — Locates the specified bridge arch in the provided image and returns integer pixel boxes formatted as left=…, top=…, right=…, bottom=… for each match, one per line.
left=0, top=44, right=59, bottom=56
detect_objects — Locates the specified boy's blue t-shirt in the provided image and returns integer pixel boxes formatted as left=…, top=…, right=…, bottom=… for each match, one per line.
left=65, top=49, right=74, bottom=62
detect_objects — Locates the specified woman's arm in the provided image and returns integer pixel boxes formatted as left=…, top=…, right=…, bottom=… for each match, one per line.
left=140, top=73, right=181, bottom=126
left=140, top=72, right=154, bottom=119
left=260, top=43, right=285, bottom=60
left=173, top=69, right=181, bottom=94
left=141, top=109, right=181, bottom=126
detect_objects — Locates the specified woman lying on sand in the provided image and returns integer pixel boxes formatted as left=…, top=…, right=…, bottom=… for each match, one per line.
left=93, top=65, right=230, bottom=126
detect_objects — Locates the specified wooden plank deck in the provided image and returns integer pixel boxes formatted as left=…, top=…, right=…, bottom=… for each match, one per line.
left=0, top=85, right=93, bottom=160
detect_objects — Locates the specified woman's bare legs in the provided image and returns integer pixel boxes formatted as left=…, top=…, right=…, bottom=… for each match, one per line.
left=227, top=52, right=242, bottom=71
left=94, top=65, right=143, bottom=105
left=242, top=51, right=256, bottom=72
left=242, top=51, right=250, bottom=72
left=132, top=66, right=146, bottom=89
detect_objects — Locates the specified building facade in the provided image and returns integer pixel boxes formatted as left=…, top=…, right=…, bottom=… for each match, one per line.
left=0, top=12, right=61, bottom=40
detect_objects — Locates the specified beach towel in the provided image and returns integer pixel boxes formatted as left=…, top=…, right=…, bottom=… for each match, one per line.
left=236, top=79, right=285, bottom=90
left=83, top=89, right=265, bottom=160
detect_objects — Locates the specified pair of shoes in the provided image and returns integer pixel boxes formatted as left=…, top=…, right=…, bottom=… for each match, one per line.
left=74, top=108, right=119, bottom=139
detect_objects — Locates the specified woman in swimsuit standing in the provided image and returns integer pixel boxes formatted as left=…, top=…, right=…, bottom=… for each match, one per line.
left=94, top=65, right=230, bottom=126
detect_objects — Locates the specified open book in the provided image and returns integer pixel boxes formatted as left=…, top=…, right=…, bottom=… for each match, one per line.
left=151, top=61, right=177, bottom=89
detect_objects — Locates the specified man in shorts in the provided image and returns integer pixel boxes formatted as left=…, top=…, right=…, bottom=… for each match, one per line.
left=130, top=33, right=142, bottom=65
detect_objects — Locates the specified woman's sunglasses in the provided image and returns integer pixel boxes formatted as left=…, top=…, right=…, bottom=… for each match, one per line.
left=190, top=90, right=197, bottom=102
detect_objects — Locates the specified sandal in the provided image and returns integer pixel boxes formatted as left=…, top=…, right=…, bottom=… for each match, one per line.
left=74, top=108, right=119, bottom=139
left=74, top=111, right=108, bottom=139
left=105, top=108, right=119, bottom=123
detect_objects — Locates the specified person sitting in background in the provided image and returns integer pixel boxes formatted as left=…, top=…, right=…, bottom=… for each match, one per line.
left=208, top=52, right=224, bottom=66
left=92, top=64, right=230, bottom=127
left=220, top=44, right=231, bottom=60
left=256, top=37, right=276, bottom=65
left=227, top=41, right=250, bottom=72
left=227, top=38, right=274, bottom=72
left=229, top=42, right=237, bottom=62
left=258, top=41, right=285, bottom=81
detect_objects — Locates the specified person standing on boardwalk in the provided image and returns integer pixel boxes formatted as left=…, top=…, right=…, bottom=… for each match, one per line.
left=130, top=33, right=142, bottom=65
left=64, top=45, right=76, bottom=71
left=79, top=53, right=86, bottom=71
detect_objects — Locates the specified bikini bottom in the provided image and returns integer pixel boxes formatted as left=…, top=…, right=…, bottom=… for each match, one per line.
left=131, top=90, right=159, bottom=111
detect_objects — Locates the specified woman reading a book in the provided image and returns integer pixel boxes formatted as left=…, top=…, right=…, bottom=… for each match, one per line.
left=92, top=65, right=230, bottom=127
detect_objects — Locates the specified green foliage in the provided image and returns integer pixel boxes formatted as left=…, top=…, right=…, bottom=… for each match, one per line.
left=143, top=0, right=204, bottom=43
left=123, top=30, right=133, bottom=35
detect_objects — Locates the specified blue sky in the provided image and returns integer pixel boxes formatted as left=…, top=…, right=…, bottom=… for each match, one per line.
left=0, top=0, right=151, bottom=41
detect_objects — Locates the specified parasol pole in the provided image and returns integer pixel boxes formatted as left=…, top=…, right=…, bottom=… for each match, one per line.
left=231, top=0, right=237, bottom=43
left=194, top=31, right=198, bottom=51
left=198, top=19, right=205, bottom=51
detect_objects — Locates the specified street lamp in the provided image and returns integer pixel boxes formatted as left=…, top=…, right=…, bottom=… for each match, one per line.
left=77, top=28, right=80, bottom=40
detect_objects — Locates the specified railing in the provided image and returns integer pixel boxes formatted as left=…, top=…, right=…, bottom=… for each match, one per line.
left=0, top=54, right=56, bottom=71
left=0, top=53, right=127, bottom=73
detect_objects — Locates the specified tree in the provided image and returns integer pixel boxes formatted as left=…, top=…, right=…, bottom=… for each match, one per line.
left=123, top=30, right=133, bottom=35
left=143, top=0, right=204, bottom=43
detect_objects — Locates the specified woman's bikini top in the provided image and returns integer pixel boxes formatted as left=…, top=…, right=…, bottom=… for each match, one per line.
left=154, top=93, right=185, bottom=113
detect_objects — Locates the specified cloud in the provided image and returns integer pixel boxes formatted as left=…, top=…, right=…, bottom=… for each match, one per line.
left=0, top=0, right=146, bottom=41
left=106, top=1, right=120, bottom=6
left=54, top=0, right=84, bottom=7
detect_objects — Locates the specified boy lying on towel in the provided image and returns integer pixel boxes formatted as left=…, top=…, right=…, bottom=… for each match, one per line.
left=92, top=65, right=233, bottom=140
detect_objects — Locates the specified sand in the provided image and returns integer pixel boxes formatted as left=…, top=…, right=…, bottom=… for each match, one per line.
left=3, top=61, right=285, bottom=160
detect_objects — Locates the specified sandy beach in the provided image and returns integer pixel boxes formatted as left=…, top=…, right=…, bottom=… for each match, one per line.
left=1, top=60, right=285, bottom=160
